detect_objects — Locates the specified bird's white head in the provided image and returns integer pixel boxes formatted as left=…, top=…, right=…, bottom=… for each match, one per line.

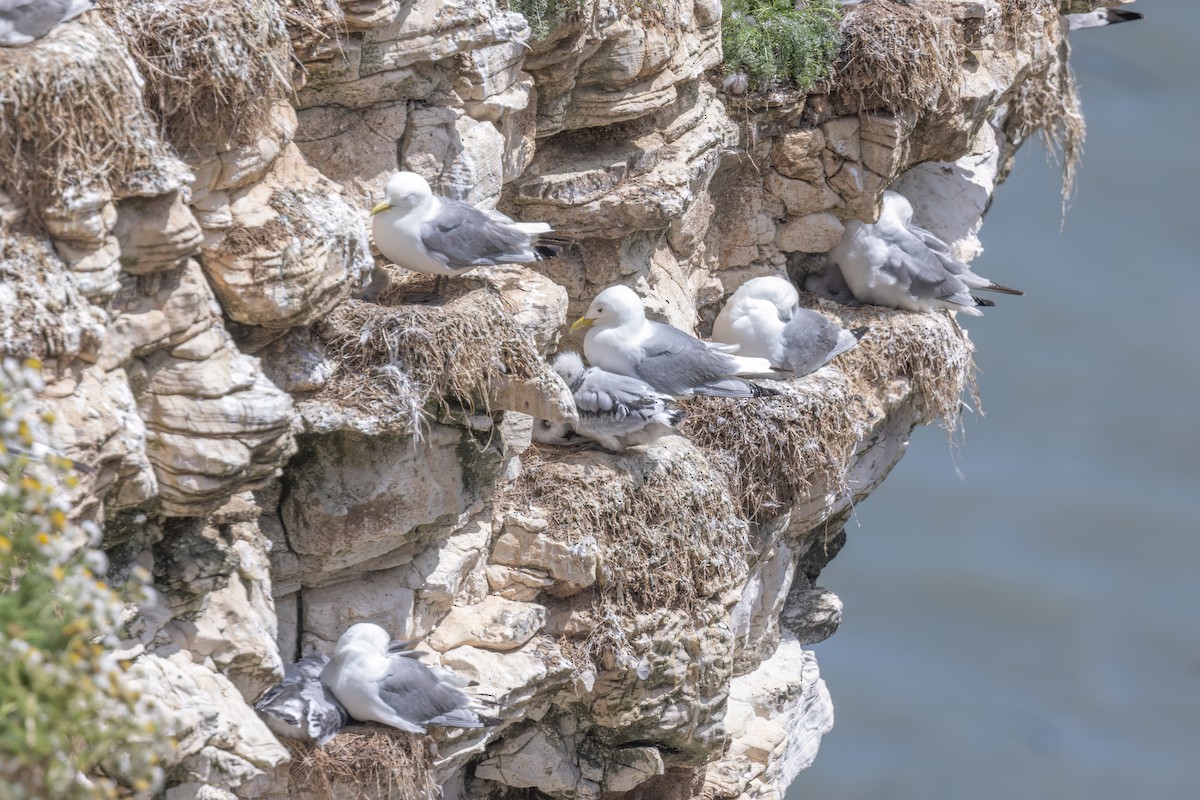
left=570, top=285, right=645, bottom=334
left=880, top=190, right=914, bottom=226
left=334, top=622, right=390, bottom=654
left=372, top=171, right=434, bottom=217
left=734, top=276, right=800, bottom=318
left=550, top=351, right=587, bottom=384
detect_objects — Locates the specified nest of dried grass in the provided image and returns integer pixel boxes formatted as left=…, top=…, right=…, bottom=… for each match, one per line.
left=831, top=302, right=978, bottom=433
left=99, top=0, right=292, bottom=149
left=833, top=0, right=964, bottom=112
left=999, top=0, right=1058, bottom=40
left=310, top=279, right=547, bottom=436
left=680, top=377, right=868, bottom=523
left=685, top=300, right=975, bottom=522
left=0, top=23, right=173, bottom=217
left=499, top=446, right=752, bottom=658
left=285, top=726, right=436, bottom=800
left=1003, top=40, right=1085, bottom=213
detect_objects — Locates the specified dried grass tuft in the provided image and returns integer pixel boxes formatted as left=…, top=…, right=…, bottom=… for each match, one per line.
left=834, top=0, right=964, bottom=112
left=680, top=378, right=869, bottom=522
left=1003, top=41, right=1085, bottom=214
left=830, top=303, right=978, bottom=435
left=0, top=24, right=173, bottom=216
left=686, top=301, right=975, bottom=522
left=99, top=0, right=292, bottom=149
left=498, top=446, right=752, bottom=660
left=284, top=726, right=436, bottom=800
left=310, top=279, right=547, bottom=435
left=999, top=0, right=1058, bottom=40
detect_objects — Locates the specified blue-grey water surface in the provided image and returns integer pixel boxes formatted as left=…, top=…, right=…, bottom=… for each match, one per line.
left=789, top=6, right=1200, bottom=799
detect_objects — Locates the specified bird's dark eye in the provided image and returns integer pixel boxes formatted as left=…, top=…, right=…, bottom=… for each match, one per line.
left=597, top=307, right=604, bottom=313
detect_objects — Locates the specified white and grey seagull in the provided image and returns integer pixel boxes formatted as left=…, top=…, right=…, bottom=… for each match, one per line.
left=254, top=654, right=348, bottom=746
left=534, top=351, right=684, bottom=452
left=570, top=285, right=783, bottom=398
left=321, top=623, right=495, bottom=735
left=370, top=171, right=562, bottom=282
left=0, top=0, right=93, bottom=46
left=829, top=190, right=1023, bottom=316
left=712, top=276, right=860, bottom=377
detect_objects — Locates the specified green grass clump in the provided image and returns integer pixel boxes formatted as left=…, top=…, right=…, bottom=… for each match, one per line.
left=505, top=0, right=586, bottom=39
left=0, top=359, right=172, bottom=799
left=722, top=0, right=843, bottom=92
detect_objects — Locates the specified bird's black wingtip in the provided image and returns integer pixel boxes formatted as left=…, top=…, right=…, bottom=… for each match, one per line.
left=750, top=382, right=781, bottom=398
left=1107, top=9, right=1144, bottom=24
left=851, top=325, right=870, bottom=341
left=971, top=296, right=996, bottom=308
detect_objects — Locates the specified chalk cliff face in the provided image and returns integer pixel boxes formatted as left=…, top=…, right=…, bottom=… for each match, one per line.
left=0, top=0, right=1097, bottom=797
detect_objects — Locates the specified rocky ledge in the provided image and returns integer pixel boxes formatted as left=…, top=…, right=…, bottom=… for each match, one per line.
left=0, top=0, right=1116, bottom=798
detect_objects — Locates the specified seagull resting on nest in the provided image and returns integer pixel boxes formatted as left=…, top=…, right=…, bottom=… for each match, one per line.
left=370, top=171, right=562, bottom=283
left=254, top=654, right=348, bottom=746
left=0, top=0, right=92, bottom=46
left=321, top=623, right=495, bottom=735
left=713, top=276, right=861, bottom=377
left=829, top=190, right=1023, bottom=316
left=535, top=351, right=684, bottom=452
left=571, top=285, right=783, bottom=398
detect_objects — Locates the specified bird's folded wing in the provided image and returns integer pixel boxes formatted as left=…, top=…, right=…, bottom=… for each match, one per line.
left=634, top=324, right=732, bottom=395
left=575, top=369, right=662, bottom=417
left=885, top=235, right=970, bottom=301
left=421, top=199, right=532, bottom=267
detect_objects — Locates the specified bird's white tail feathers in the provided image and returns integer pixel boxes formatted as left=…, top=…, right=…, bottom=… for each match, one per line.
left=511, top=221, right=553, bottom=236
left=729, top=354, right=781, bottom=377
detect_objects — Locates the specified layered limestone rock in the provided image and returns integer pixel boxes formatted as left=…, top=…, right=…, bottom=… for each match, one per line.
left=0, top=0, right=1102, bottom=798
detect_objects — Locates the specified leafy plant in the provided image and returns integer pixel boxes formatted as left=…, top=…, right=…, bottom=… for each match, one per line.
left=722, top=0, right=844, bottom=92
left=0, top=359, right=171, bottom=799
left=505, top=0, right=587, bottom=39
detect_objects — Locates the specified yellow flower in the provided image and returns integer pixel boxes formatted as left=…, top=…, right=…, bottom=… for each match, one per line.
left=0, top=535, right=10, bottom=554
left=36, top=532, right=50, bottom=546
left=50, top=565, right=65, bottom=582
left=49, top=509, right=66, bottom=531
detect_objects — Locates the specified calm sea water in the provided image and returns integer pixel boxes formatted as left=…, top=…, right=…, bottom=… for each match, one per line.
left=790, top=6, right=1200, bottom=800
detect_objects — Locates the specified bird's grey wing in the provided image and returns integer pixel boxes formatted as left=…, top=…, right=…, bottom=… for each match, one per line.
left=634, top=323, right=734, bottom=395
left=575, top=369, right=661, bottom=417
left=780, top=311, right=843, bottom=375
left=1, top=0, right=68, bottom=41
left=378, top=655, right=482, bottom=729
left=421, top=198, right=532, bottom=268
left=907, top=223, right=974, bottom=276
left=883, top=231, right=972, bottom=302
left=284, top=654, right=330, bottom=684
left=300, top=681, right=349, bottom=746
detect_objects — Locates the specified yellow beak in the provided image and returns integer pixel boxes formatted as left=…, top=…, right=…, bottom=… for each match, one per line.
left=569, top=316, right=595, bottom=334
left=370, top=201, right=391, bottom=216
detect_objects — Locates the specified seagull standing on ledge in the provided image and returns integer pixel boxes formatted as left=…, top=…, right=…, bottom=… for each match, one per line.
left=370, top=171, right=562, bottom=285
left=571, top=285, right=783, bottom=398
left=829, top=190, right=1023, bottom=316
left=713, top=276, right=861, bottom=377
left=0, top=0, right=93, bottom=46
left=321, top=623, right=495, bottom=735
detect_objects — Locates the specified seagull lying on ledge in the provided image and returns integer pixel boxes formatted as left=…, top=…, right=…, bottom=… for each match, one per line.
left=571, top=285, right=784, bottom=398
left=713, top=276, right=861, bottom=377
left=371, top=171, right=562, bottom=283
left=535, top=351, right=684, bottom=452
left=254, top=655, right=348, bottom=746
left=321, top=623, right=496, bottom=735
left=0, top=0, right=92, bottom=46
left=829, top=190, right=1023, bottom=316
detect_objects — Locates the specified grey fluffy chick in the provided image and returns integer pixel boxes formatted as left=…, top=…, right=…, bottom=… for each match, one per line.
left=535, top=351, right=684, bottom=452
left=254, top=654, right=348, bottom=746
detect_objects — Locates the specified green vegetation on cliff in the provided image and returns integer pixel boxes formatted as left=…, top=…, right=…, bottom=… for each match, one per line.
left=0, top=360, right=170, bottom=799
left=722, top=0, right=843, bottom=92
